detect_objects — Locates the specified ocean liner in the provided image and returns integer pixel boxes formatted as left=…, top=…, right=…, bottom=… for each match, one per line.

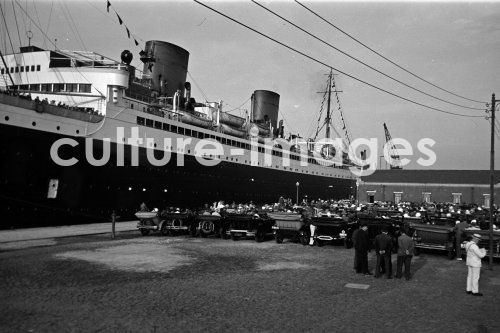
left=0, top=40, right=357, bottom=228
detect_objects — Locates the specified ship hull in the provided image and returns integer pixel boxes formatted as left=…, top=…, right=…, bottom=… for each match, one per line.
left=0, top=122, right=355, bottom=229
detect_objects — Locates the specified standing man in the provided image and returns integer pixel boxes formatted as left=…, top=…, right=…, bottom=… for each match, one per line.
left=354, top=222, right=371, bottom=275
left=455, top=219, right=470, bottom=261
left=465, top=234, right=486, bottom=296
left=351, top=227, right=359, bottom=271
left=374, top=227, right=393, bottom=278
left=396, top=227, right=415, bottom=280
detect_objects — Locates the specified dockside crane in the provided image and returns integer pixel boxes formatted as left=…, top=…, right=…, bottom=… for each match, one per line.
left=383, top=123, right=402, bottom=169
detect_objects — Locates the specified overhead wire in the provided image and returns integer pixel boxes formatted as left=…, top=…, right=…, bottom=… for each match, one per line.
left=60, top=0, right=87, bottom=50
left=0, top=2, right=16, bottom=54
left=11, top=1, right=23, bottom=47
left=252, top=0, right=484, bottom=112
left=42, top=0, right=54, bottom=49
left=193, top=0, right=485, bottom=119
left=187, top=71, right=210, bottom=103
left=294, top=0, right=487, bottom=105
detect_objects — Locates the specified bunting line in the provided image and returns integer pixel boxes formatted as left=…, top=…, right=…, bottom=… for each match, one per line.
left=105, top=0, right=142, bottom=50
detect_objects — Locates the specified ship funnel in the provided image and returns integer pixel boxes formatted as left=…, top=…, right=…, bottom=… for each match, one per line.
left=251, top=90, right=280, bottom=131
left=141, top=40, right=189, bottom=98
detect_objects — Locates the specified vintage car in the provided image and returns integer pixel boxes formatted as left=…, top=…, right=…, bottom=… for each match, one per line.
left=136, top=211, right=161, bottom=236
left=160, top=211, right=195, bottom=236
left=268, top=211, right=307, bottom=244
left=195, top=213, right=229, bottom=238
left=226, top=212, right=275, bottom=242
left=310, top=215, right=356, bottom=247
left=409, top=219, right=456, bottom=259
left=462, top=227, right=500, bottom=259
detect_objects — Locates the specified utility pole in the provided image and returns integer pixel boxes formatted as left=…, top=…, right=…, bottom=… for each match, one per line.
left=489, top=94, right=497, bottom=269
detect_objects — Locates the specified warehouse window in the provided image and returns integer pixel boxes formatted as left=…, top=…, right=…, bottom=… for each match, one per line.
left=367, top=190, right=376, bottom=203
left=394, top=192, right=403, bottom=204
left=483, top=194, right=490, bottom=208
left=422, top=192, right=431, bottom=203
left=452, top=193, right=462, bottom=204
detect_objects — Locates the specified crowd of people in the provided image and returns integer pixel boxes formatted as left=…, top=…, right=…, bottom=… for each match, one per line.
left=139, top=198, right=495, bottom=296
left=1, top=88, right=101, bottom=116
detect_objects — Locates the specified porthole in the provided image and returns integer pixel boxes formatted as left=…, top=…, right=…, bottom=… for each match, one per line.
left=56, top=126, right=60, bottom=131
left=76, top=130, right=80, bottom=134
left=32, top=121, right=36, bottom=126
left=4, top=116, right=9, bottom=121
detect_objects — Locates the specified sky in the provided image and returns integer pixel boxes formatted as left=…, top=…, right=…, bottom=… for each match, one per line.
left=2, top=0, right=500, bottom=170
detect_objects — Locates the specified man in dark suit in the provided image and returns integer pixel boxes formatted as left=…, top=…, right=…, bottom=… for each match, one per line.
left=354, top=223, right=371, bottom=275
left=396, top=227, right=415, bottom=280
left=374, top=227, right=393, bottom=278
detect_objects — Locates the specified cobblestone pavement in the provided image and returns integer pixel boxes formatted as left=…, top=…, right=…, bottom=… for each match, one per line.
left=1, top=232, right=499, bottom=333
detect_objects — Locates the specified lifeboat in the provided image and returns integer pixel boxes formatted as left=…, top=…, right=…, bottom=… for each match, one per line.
left=213, top=110, right=246, bottom=128
left=220, top=123, right=247, bottom=138
left=179, top=111, right=213, bottom=128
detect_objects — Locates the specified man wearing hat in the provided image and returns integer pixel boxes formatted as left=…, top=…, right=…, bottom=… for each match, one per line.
left=354, top=222, right=371, bottom=275
left=465, top=234, right=486, bottom=296
left=455, top=219, right=470, bottom=261
left=374, top=226, right=393, bottom=278
left=396, top=227, right=415, bottom=280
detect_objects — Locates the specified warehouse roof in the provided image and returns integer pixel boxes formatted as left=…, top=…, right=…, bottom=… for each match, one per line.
left=360, top=170, right=500, bottom=185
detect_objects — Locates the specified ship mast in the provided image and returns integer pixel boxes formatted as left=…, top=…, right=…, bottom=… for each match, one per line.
left=325, top=70, right=332, bottom=139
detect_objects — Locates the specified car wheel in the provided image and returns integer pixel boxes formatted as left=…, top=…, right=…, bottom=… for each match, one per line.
left=316, top=239, right=323, bottom=247
left=256, top=230, right=265, bottom=242
left=231, top=234, right=239, bottom=241
left=140, top=229, right=150, bottom=236
left=447, top=249, right=455, bottom=260
left=299, top=231, right=309, bottom=246
left=160, top=222, right=169, bottom=236
left=275, top=232, right=283, bottom=244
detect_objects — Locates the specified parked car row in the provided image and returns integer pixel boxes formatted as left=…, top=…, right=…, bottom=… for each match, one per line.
left=135, top=208, right=500, bottom=260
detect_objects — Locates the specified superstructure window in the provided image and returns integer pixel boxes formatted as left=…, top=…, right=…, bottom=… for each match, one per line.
left=171, top=125, right=177, bottom=133
left=19, top=84, right=28, bottom=90
left=41, top=84, right=51, bottom=92
left=162, top=123, right=169, bottom=131
left=20, top=66, right=24, bottom=72
left=15, top=67, right=19, bottom=73
left=36, top=65, right=41, bottom=71
left=29, top=84, right=40, bottom=91
left=10, top=67, right=14, bottom=73
left=66, top=83, right=78, bottom=92
left=154, top=121, right=162, bottom=129
left=79, top=84, right=91, bottom=93
left=137, top=116, right=145, bottom=126
left=145, top=119, right=153, bottom=127
left=31, top=65, right=35, bottom=71
left=178, top=127, right=184, bottom=135
left=53, top=84, right=64, bottom=92
left=1, top=68, right=4, bottom=74
left=25, top=66, right=29, bottom=72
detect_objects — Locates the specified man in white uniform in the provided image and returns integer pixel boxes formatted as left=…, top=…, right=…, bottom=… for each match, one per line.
left=465, top=233, right=486, bottom=296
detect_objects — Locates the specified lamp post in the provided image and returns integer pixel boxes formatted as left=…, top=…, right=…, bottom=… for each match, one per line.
left=296, top=182, right=300, bottom=205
